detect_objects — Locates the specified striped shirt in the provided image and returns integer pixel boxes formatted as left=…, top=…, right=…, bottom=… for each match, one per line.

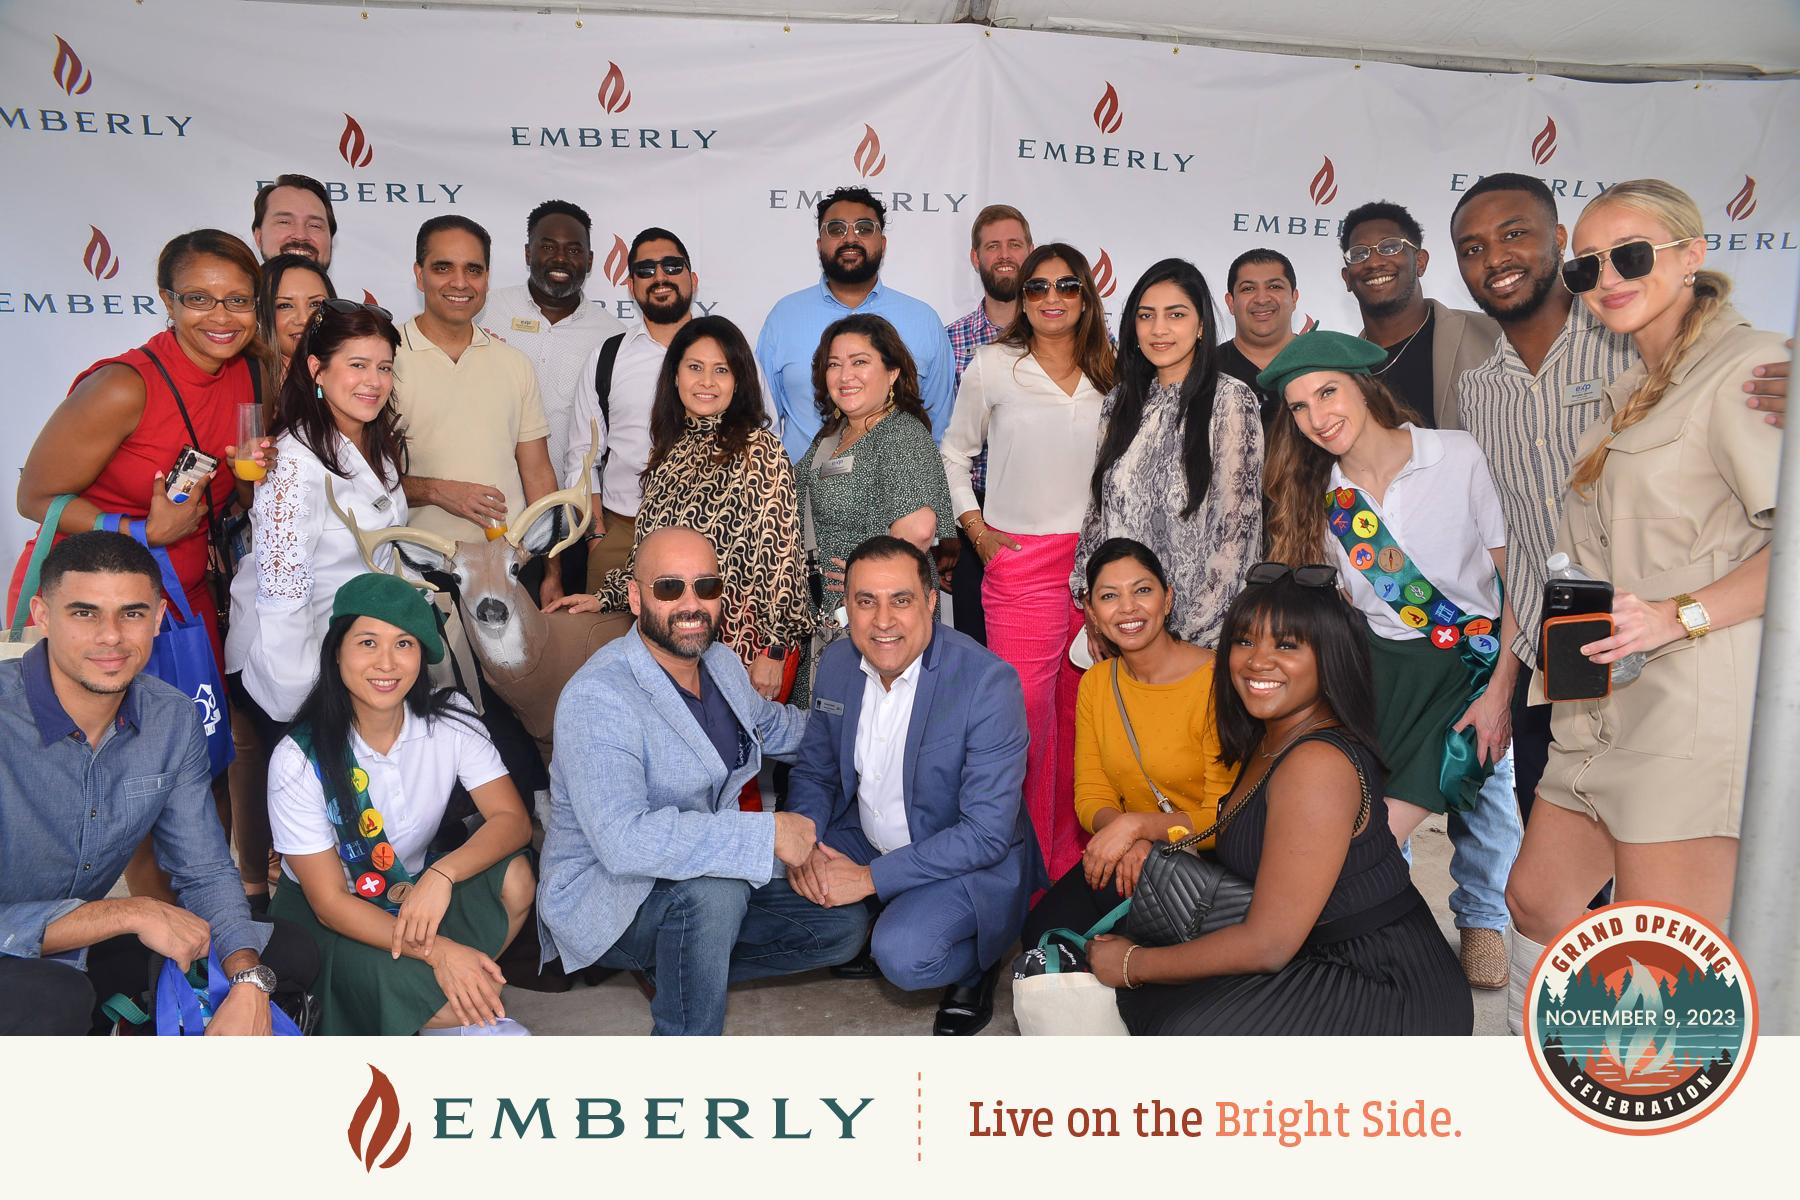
left=946, top=303, right=1003, bottom=493
left=1458, top=303, right=1636, bottom=667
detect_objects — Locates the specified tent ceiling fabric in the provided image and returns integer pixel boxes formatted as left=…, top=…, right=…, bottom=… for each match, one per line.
left=344, top=0, right=1799, bottom=76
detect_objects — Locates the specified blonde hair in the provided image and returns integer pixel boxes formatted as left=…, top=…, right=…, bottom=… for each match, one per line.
left=1567, top=180, right=1731, bottom=496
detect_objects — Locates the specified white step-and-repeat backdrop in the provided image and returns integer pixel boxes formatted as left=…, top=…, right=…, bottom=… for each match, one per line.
left=4, top=0, right=1798, bottom=569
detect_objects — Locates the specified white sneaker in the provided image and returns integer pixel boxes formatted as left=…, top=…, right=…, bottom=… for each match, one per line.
left=421, top=1017, right=531, bottom=1036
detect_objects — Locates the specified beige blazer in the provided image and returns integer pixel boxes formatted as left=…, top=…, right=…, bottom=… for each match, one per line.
left=1427, top=299, right=1501, bottom=431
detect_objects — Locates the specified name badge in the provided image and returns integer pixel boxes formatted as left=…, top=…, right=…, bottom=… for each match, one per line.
left=814, top=698, right=845, bottom=715
left=1563, top=378, right=1603, bottom=406
left=511, top=317, right=542, bottom=334
left=819, top=456, right=854, bottom=478
left=371, top=495, right=392, bottom=512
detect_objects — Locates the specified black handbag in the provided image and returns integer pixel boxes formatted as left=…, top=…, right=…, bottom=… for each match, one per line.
left=1125, top=727, right=1371, bottom=947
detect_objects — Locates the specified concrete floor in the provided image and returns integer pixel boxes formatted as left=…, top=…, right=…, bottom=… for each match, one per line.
left=503, top=812, right=1510, bottom=1036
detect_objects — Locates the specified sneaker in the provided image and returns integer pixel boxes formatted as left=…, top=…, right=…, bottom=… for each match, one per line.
left=421, top=1017, right=531, bottom=1036
left=1460, top=927, right=1509, bottom=990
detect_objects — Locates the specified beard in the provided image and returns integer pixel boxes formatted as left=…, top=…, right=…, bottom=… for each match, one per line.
left=530, top=266, right=587, bottom=302
left=820, top=244, right=882, bottom=286
left=1360, top=279, right=1418, bottom=322
left=1472, top=260, right=1561, bottom=325
left=978, top=263, right=1020, bottom=303
left=640, top=605, right=716, bottom=659
left=637, top=286, right=691, bottom=325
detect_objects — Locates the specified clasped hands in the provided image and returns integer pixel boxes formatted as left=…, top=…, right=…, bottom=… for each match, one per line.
left=775, top=812, right=874, bottom=907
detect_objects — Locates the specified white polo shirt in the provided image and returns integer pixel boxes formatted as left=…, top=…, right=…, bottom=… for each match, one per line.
left=853, top=653, right=922, bottom=855
left=268, top=698, right=508, bottom=885
left=1326, top=424, right=1507, bottom=642
left=478, top=285, right=624, bottom=486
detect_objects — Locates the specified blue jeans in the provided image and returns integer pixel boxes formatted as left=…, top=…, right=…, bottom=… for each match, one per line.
left=597, top=876, right=868, bottom=1035
left=1447, top=749, right=1520, bottom=930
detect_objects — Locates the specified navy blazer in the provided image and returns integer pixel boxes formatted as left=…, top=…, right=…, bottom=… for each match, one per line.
left=786, top=625, right=1044, bottom=967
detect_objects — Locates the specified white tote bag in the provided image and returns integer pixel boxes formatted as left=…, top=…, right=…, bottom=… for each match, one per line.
left=1009, top=899, right=1131, bottom=1036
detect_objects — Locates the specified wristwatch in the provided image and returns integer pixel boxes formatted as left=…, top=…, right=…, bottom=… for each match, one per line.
left=230, top=964, right=277, bottom=994
left=765, top=644, right=789, bottom=661
left=1671, top=593, right=1711, bottom=640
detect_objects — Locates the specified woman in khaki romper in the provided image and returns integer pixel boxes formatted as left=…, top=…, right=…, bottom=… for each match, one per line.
left=1504, top=181, right=1785, bottom=1013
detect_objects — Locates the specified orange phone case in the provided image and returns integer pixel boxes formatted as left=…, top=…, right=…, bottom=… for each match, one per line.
left=1541, top=613, right=1613, bottom=702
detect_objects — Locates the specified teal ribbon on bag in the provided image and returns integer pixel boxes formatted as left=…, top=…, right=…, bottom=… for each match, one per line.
left=1035, top=898, right=1133, bottom=975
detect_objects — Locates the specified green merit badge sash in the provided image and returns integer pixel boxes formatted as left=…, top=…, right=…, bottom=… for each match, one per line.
left=288, top=724, right=418, bottom=912
left=1325, top=484, right=1503, bottom=811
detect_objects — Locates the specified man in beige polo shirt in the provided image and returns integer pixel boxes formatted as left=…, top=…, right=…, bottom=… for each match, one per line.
left=394, top=214, right=564, bottom=606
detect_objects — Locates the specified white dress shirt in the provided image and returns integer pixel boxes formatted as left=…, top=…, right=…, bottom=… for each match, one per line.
left=224, top=430, right=407, bottom=720
left=478, top=285, right=625, bottom=486
left=941, top=341, right=1103, bottom=534
left=565, top=318, right=782, bottom=516
left=853, top=653, right=922, bottom=855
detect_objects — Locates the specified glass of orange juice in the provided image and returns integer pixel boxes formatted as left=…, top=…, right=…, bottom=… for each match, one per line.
left=233, top=402, right=266, bottom=482
left=484, top=520, right=509, bottom=541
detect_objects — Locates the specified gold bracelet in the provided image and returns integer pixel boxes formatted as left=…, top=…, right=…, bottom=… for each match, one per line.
left=1121, top=944, right=1141, bottom=989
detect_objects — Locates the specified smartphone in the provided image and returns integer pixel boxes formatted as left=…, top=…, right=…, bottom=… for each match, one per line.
left=1542, top=614, right=1613, bottom=702
left=1543, top=575, right=1612, bottom=621
left=165, top=446, right=218, bottom=504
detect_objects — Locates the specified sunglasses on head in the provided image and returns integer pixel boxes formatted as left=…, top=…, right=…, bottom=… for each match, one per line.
left=630, top=256, right=689, bottom=279
left=647, top=574, right=724, bottom=602
left=1559, top=237, right=1695, bottom=295
left=1245, top=562, right=1338, bottom=589
left=1021, top=275, right=1083, bottom=299
left=821, top=218, right=880, bottom=239
left=314, top=297, right=393, bottom=322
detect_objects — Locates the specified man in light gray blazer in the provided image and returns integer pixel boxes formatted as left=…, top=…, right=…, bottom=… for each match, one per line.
left=537, top=528, right=866, bottom=1034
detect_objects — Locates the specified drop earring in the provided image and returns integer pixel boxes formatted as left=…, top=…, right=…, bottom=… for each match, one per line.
left=316, top=385, right=324, bottom=399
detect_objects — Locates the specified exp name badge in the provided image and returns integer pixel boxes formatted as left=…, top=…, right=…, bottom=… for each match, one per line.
left=1525, top=902, right=1756, bottom=1134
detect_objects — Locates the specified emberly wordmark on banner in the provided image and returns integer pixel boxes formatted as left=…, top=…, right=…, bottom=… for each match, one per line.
left=256, top=179, right=465, bottom=206
left=510, top=126, right=718, bottom=150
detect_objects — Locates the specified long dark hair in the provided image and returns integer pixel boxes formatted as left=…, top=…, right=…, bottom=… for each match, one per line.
left=1211, top=575, right=1380, bottom=769
left=1093, top=258, right=1221, bottom=518
left=275, top=302, right=407, bottom=488
left=810, top=313, right=930, bottom=435
left=1001, top=242, right=1116, bottom=395
left=289, top=613, right=481, bottom=811
left=644, top=315, right=768, bottom=478
left=256, top=253, right=337, bottom=403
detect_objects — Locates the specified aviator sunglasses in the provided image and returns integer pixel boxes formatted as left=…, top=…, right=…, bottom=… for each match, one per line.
left=1559, top=238, right=1695, bottom=295
left=1021, top=275, right=1084, bottom=300
left=647, top=574, right=725, bottom=602
left=631, top=256, right=689, bottom=279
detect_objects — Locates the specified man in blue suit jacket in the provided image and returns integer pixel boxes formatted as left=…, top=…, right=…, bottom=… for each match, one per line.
left=786, top=536, right=1042, bottom=1035
left=538, top=528, right=866, bottom=1034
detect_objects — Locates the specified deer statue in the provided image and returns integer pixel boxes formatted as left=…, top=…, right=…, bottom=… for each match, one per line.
left=327, top=424, right=631, bottom=759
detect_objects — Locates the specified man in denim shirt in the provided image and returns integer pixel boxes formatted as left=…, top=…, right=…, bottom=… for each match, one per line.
left=0, top=533, right=314, bottom=1034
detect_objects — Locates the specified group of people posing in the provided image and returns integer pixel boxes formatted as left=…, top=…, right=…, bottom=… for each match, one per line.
left=0, top=167, right=1787, bottom=1037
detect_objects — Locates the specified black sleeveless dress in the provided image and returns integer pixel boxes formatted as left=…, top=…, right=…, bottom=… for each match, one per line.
left=1116, top=730, right=1473, bottom=1036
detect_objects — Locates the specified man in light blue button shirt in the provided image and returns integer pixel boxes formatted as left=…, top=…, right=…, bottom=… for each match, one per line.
left=756, top=187, right=956, bottom=461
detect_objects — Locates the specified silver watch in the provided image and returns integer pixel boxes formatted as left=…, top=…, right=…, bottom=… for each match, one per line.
left=230, top=964, right=277, bottom=994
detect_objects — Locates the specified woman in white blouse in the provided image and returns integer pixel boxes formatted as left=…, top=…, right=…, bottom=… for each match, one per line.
left=941, top=243, right=1115, bottom=880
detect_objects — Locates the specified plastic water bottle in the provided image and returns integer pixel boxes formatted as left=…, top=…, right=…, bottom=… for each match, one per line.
left=1546, top=553, right=1646, bottom=686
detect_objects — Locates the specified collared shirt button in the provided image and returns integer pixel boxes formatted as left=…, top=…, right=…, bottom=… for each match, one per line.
left=1535, top=438, right=1547, bottom=448
left=90, top=808, right=97, bottom=819
left=82, top=862, right=92, bottom=871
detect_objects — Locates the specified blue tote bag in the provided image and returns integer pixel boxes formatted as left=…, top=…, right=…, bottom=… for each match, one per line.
left=155, top=951, right=303, bottom=1037
left=101, top=515, right=234, bottom=777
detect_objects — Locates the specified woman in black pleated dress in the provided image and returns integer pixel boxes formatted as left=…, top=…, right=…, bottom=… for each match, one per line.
left=1088, top=565, right=1471, bottom=1035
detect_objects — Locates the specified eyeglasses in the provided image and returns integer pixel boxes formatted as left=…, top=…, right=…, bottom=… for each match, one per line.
left=315, top=297, right=393, bottom=322
left=165, top=289, right=256, bottom=313
left=1342, top=237, right=1418, bottom=266
left=1559, top=238, right=1695, bottom=296
left=1245, top=562, right=1338, bottom=589
left=820, top=219, right=880, bottom=239
left=630, top=256, right=689, bottom=279
left=647, top=574, right=725, bottom=602
left=1021, top=275, right=1083, bottom=300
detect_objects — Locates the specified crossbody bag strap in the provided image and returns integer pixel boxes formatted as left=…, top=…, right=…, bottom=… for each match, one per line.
left=9, top=494, right=75, bottom=639
left=801, top=425, right=845, bottom=560
left=1109, top=659, right=1176, bottom=814
left=592, top=332, right=625, bottom=470
left=139, top=346, right=227, bottom=560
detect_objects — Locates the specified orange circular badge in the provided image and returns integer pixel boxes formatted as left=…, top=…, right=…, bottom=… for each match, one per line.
left=1349, top=543, right=1375, bottom=570
left=370, top=842, right=396, bottom=872
left=1464, top=617, right=1494, bottom=637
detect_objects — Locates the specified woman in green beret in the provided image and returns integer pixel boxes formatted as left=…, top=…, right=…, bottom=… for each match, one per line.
left=266, top=573, right=536, bottom=1036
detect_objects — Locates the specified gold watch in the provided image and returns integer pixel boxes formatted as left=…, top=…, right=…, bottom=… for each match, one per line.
left=1671, top=593, right=1711, bottom=640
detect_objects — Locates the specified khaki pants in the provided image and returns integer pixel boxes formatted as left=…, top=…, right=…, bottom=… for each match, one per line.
left=584, top=507, right=638, bottom=591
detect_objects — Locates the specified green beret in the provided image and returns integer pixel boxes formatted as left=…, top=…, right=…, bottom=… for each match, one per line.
left=331, top=572, right=444, bottom=664
left=1256, top=329, right=1388, bottom=401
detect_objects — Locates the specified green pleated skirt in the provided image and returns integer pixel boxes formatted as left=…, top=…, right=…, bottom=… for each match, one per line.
left=269, top=852, right=520, bottom=1036
left=1367, top=633, right=1488, bottom=815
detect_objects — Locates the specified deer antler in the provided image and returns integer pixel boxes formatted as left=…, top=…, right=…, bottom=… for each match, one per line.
left=507, top=419, right=598, bottom=560
left=325, top=480, right=459, bottom=592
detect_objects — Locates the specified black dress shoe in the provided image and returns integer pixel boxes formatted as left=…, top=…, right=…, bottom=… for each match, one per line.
left=933, top=963, right=1000, bottom=1036
left=831, top=945, right=882, bottom=980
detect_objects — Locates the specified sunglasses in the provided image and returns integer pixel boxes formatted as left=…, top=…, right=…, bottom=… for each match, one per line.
left=647, top=574, right=724, bottom=602
left=1021, top=275, right=1083, bottom=299
left=165, top=289, right=256, bottom=314
left=314, top=296, right=393, bottom=322
left=1245, top=562, right=1338, bottom=589
left=1342, top=237, right=1418, bottom=266
left=1559, top=238, right=1695, bottom=295
left=630, top=256, right=689, bottom=279
left=821, top=218, right=880, bottom=239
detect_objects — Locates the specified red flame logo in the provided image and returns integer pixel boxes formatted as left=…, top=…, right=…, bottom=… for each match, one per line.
left=597, top=62, right=633, bottom=114
left=1530, top=116, right=1558, bottom=165
left=82, top=226, right=120, bottom=282
left=1725, top=175, right=1757, bottom=222
left=1092, top=82, right=1123, bottom=135
left=347, top=1064, right=412, bottom=1172
left=603, top=234, right=630, bottom=287
left=853, top=124, right=887, bottom=178
left=52, top=36, right=92, bottom=96
left=1092, top=249, right=1116, bottom=300
left=1301, top=313, right=1319, bottom=333
left=1308, top=156, right=1338, bottom=206
left=338, top=114, right=374, bottom=169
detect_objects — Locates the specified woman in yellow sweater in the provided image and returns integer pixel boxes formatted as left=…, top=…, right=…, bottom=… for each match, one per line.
left=1020, top=538, right=1235, bottom=946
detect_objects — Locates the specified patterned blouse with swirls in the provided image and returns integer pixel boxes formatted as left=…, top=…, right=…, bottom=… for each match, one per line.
left=595, top=416, right=814, bottom=664
left=1072, top=374, right=1264, bottom=648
